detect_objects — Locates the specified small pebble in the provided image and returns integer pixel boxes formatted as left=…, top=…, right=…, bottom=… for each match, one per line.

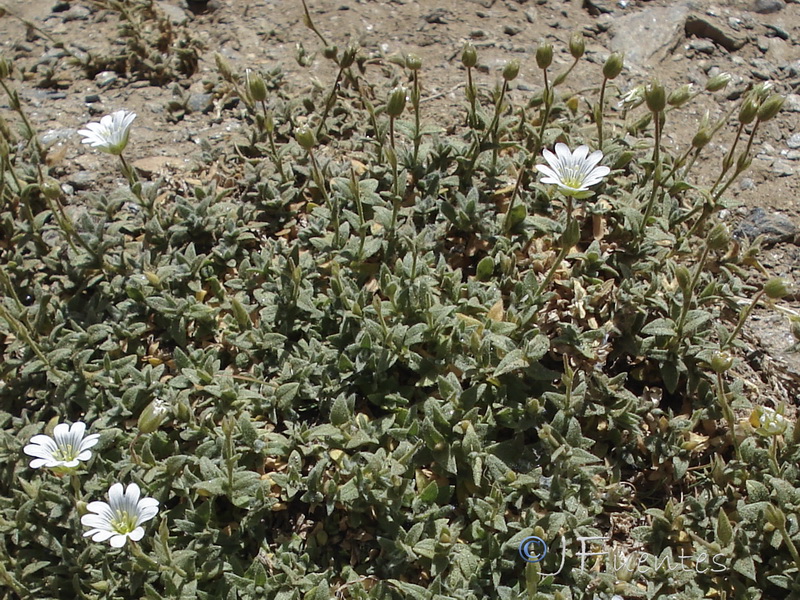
left=504, top=24, right=522, bottom=36
left=753, top=0, right=784, bottom=14
left=94, top=71, right=118, bottom=87
left=771, top=159, right=795, bottom=177
left=84, top=93, right=100, bottom=103
left=787, top=133, right=800, bottom=149
left=783, top=94, right=800, bottom=112
left=739, top=178, right=755, bottom=191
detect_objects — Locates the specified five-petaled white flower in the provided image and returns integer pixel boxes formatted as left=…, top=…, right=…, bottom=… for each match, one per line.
left=81, top=483, right=159, bottom=548
left=23, top=421, right=100, bottom=472
left=78, top=110, right=136, bottom=155
left=535, top=143, right=611, bottom=199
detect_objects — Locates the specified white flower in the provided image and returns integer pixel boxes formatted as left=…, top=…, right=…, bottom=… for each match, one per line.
left=535, top=143, right=611, bottom=199
left=81, top=483, right=159, bottom=548
left=78, top=110, right=136, bottom=155
left=23, top=421, right=100, bottom=471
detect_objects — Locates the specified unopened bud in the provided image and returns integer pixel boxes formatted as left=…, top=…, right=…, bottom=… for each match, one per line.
left=214, top=53, right=234, bottom=82
left=602, top=52, right=624, bottom=80
left=667, top=84, right=694, bottom=107
left=675, top=265, right=691, bottom=291
left=0, top=57, right=10, bottom=80
left=503, top=59, right=520, bottom=82
left=708, top=223, right=730, bottom=251
left=692, top=128, right=712, bottom=149
left=295, top=125, right=316, bottom=150
left=764, top=277, right=789, bottom=300
left=406, top=53, right=422, bottom=71
left=738, top=97, right=759, bottom=125
left=753, top=82, right=773, bottom=102
left=536, top=43, right=553, bottom=69
left=645, top=80, right=666, bottom=113
left=386, top=86, right=407, bottom=117
left=757, top=94, right=784, bottom=122
left=40, top=177, right=63, bottom=200
left=323, top=45, right=338, bottom=60
left=569, top=32, right=585, bottom=60
left=705, top=72, right=731, bottom=92
left=246, top=69, right=267, bottom=103
left=138, top=398, right=169, bottom=434
left=340, top=45, right=357, bottom=69
left=461, top=43, right=477, bottom=69
left=710, top=351, right=734, bottom=374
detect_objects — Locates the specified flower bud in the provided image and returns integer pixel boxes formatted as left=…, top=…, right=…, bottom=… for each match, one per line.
left=569, top=31, right=585, bottom=60
left=738, top=97, right=759, bottom=125
left=246, top=69, right=267, bottom=103
left=536, top=43, right=553, bottom=69
left=406, top=53, right=422, bottom=71
left=645, top=79, right=666, bottom=113
left=753, top=81, right=773, bottom=102
left=461, top=43, right=477, bottom=69
left=764, top=277, right=789, bottom=300
left=214, top=53, right=234, bottom=82
left=710, top=351, right=734, bottom=374
left=503, top=59, right=520, bottom=82
left=675, top=265, right=691, bottom=291
left=561, top=219, right=581, bottom=247
left=707, top=223, right=730, bottom=251
left=602, top=52, right=624, bottom=80
left=0, top=56, right=10, bottom=80
left=667, top=84, right=694, bottom=107
left=340, top=45, right=358, bottom=69
left=705, top=72, right=731, bottom=92
left=40, top=177, right=63, bottom=200
left=756, top=94, right=784, bottom=122
left=138, top=398, right=169, bottom=434
left=386, top=86, right=407, bottom=117
left=692, top=128, right=712, bottom=149
left=295, top=125, right=316, bottom=150
left=323, top=45, right=338, bottom=60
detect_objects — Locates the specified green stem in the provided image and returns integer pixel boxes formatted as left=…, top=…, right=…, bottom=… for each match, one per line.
left=639, top=110, right=663, bottom=233
left=536, top=68, right=552, bottom=151
left=316, top=65, right=345, bottom=140
left=596, top=77, right=608, bottom=151
left=715, top=371, right=741, bottom=461
left=673, top=240, right=711, bottom=345
left=536, top=196, right=574, bottom=297
left=722, top=289, right=765, bottom=351
left=412, top=70, right=422, bottom=166
left=308, top=148, right=339, bottom=247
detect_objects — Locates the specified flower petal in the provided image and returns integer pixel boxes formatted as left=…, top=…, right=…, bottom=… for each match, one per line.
left=81, top=515, right=112, bottom=529
left=554, top=143, right=571, bottom=162
left=109, top=534, right=129, bottom=548
left=108, top=483, right=125, bottom=508
left=23, top=443, right=56, bottom=460
left=128, top=527, right=145, bottom=542
left=87, top=529, right=115, bottom=542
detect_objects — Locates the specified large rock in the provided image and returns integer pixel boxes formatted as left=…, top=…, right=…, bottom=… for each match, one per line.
left=609, top=5, right=689, bottom=69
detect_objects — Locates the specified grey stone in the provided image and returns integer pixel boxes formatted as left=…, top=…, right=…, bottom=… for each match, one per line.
left=734, top=207, right=797, bottom=245
left=787, top=150, right=800, bottom=160
left=503, top=24, right=522, bottom=35
left=84, top=93, right=100, bottom=103
left=584, top=0, right=615, bottom=15
left=739, top=178, right=755, bottom=190
left=62, top=4, right=90, bottom=20
left=783, top=94, right=800, bottom=112
left=609, top=5, right=688, bottom=69
left=94, top=71, right=118, bottom=87
left=689, top=39, right=716, bottom=54
left=40, top=128, right=76, bottom=145
left=685, top=14, right=747, bottom=52
left=764, top=23, right=789, bottom=40
left=753, top=0, right=784, bottom=14
left=787, top=133, right=800, bottom=149
left=771, top=159, right=795, bottom=177
left=186, top=92, right=213, bottom=114
left=68, top=171, right=98, bottom=191
left=156, top=2, right=189, bottom=26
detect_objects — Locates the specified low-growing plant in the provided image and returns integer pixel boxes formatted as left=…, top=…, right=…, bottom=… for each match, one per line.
left=1, top=8, right=799, bottom=600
